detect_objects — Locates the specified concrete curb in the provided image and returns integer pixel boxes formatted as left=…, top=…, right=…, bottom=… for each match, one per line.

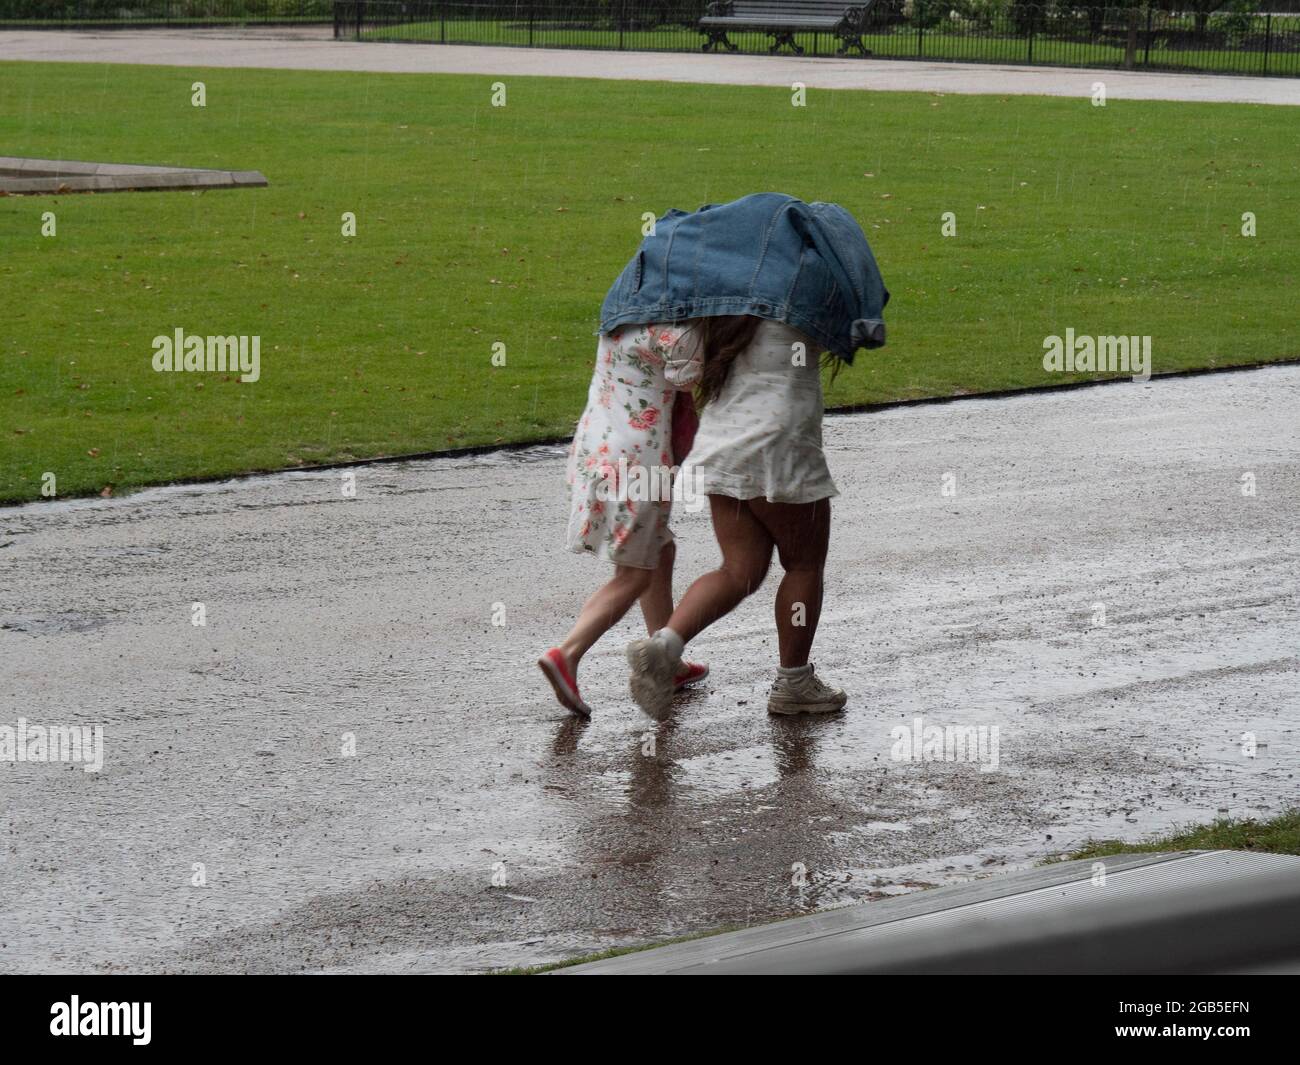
left=0, top=155, right=268, bottom=195
left=555, top=850, right=1300, bottom=974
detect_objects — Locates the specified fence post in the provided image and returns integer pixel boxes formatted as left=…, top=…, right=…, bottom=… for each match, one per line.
left=1143, top=6, right=1152, bottom=68
left=619, top=0, right=625, bottom=50
left=441, top=0, right=446, bottom=44
left=1263, top=13, right=1272, bottom=76
left=356, top=0, right=365, bottom=40
left=917, top=15, right=923, bottom=58
left=1124, top=7, right=1138, bottom=70
left=1026, top=6, right=1035, bottom=65
left=529, top=0, right=535, bottom=47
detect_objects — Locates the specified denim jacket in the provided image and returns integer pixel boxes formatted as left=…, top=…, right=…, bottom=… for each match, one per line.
left=598, top=192, right=888, bottom=363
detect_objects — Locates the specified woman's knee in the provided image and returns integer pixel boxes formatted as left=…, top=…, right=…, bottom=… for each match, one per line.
left=769, top=502, right=831, bottom=573
left=776, top=549, right=826, bottom=577
left=721, top=552, right=770, bottom=597
left=613, top=565, right=655, bottom=596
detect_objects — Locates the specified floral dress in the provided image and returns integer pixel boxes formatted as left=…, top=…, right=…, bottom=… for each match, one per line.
left=566, top=323, right=700, bottom=569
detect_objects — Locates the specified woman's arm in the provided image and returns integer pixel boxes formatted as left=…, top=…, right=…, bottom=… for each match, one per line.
left=658, top=325, right=704, bottom=390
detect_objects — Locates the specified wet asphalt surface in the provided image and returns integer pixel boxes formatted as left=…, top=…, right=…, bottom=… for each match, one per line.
left=1, top=366, right=1297, bottom=974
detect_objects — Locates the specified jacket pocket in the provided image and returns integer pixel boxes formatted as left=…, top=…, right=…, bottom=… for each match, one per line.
left=788, top=246, right=839, bottom=312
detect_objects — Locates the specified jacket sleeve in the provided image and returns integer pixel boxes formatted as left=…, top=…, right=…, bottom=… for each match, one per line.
left=800, top=202, right=890, bottom=355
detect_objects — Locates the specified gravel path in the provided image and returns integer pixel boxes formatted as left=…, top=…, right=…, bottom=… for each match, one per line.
left=2, top=29, right=1298, bottom=104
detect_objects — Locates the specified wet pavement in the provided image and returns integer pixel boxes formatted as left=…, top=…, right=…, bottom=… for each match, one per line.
left=2, top=30, right=1299, bottom=105
left=1, top=367, right=1298, bottom=973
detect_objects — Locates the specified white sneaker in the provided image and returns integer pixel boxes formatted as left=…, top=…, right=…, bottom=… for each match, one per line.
left=626, top=636, right=680, bottom=721
left=767, top=665, right=848, bottom=715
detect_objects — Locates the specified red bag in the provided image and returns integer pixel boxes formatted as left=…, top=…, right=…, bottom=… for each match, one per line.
left=671, top=390, right=699, bottom=465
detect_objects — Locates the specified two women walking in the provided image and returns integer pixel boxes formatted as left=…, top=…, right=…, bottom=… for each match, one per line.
left=538, top=193, right=889, bottom=721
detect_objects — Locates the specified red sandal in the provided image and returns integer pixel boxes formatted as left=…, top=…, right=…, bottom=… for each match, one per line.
left=538, top=648, right=592, bottom=719
left=674, top=662, right=709, bottom=691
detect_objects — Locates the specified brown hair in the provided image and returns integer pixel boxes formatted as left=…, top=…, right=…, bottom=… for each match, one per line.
left=689, top=315, right=763, bottom=407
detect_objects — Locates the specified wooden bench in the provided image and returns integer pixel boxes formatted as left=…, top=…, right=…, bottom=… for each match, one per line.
left=698, top=0, right=878, bottom=56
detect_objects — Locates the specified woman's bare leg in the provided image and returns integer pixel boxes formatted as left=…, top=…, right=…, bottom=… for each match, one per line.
left=558, top=564, right=654, bottom=673
left=664, top=495, right=773, bottom=645
left=747, top=498, right=831, bottom=667
left=626, top=497, right=771, bottom=719
left=638, top=540, right=676, bottom=634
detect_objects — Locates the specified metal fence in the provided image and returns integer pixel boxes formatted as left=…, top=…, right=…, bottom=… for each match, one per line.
left=0, top=1, right=334, bottom=23
left=331, top=1, right=1300, bottom=76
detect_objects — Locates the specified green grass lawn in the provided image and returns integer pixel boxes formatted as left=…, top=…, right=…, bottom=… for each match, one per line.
left=1062, top=809, right=1300, bottom=861
left=1, top=60, right=1297, bottom=503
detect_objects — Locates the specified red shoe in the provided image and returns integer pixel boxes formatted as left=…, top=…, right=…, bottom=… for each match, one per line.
left=674, top=662, right=709, bottom=691
left=538, top=648, right=592, bottom=718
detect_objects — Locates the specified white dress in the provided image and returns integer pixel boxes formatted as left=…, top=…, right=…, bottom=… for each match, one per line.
left=672, top=318, right=838, bottom=504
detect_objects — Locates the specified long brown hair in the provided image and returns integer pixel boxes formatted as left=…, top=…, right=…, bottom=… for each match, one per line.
left=689, top=315, right=763, bottom=407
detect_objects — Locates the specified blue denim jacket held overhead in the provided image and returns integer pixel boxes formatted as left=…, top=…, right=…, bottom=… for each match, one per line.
left=598, top=192, right=889, bottom=364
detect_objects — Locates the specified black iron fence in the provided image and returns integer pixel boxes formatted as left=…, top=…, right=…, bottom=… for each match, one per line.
left=0, top=1, right=334, bottom=23
left=330, top=1, right=1300, bottom=75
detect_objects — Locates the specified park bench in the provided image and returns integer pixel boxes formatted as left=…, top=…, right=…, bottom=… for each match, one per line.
left=698, top=0, right=879, bottom=56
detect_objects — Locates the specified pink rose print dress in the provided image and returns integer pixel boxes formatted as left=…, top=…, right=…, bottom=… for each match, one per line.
left=566, top=323, right=701, bottom=569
